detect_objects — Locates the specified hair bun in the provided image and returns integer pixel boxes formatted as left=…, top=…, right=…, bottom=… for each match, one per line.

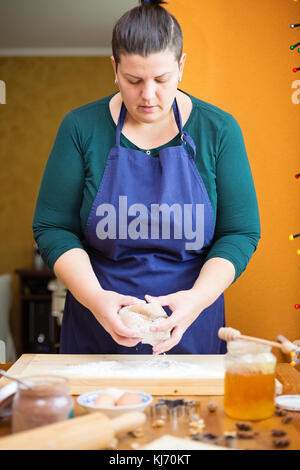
left=141, top=0, right=168, bottom=6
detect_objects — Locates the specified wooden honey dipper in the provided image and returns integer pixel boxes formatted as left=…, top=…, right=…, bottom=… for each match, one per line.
left=218, top=327, right=297, bottom=356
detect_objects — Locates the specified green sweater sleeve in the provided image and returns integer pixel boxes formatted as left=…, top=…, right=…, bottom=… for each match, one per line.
left=32, top=111, right=85, bottom=272
left=204, top=114, right=261, bottom=282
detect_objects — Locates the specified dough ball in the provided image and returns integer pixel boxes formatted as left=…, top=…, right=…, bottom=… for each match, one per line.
left=119, top=302, right=171, bottom=346
left=129, top=302, right=166, bottom=319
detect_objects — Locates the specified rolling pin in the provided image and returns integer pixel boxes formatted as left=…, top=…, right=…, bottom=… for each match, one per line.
left=0, top=411, right=146, bottom=450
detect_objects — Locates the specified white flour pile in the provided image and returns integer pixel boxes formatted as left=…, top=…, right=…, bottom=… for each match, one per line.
left=52, top=355, right=224, bottom=379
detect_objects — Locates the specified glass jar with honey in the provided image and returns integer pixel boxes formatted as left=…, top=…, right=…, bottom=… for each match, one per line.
left=224, top=340, right=276, bottom=420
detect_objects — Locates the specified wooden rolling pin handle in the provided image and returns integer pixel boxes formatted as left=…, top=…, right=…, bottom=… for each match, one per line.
left=111, top=411, right=147, bottom=436
left=0, top=411, right=146, bottom=450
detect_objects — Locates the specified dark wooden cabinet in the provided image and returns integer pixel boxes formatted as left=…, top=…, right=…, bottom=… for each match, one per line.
left=15, top=269, right=61, bottom=354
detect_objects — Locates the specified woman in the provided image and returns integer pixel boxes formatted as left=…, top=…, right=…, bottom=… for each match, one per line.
left=32, top=0, right=261, bottom=355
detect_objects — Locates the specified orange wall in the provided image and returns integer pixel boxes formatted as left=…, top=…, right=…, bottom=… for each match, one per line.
left=168, top=0, right=300, bottom=358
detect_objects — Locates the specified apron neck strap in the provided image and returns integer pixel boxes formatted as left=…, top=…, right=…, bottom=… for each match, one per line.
left=172, top=97, right=183, bottom=135
left=115, top=97, right=195, bottom=158
left=115, top=101, right=127, bottom=145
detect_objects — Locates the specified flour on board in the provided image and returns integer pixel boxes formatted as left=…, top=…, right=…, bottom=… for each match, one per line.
left=52, top=355, right=224, bottom=378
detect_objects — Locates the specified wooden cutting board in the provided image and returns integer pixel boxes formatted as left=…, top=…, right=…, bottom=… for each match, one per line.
left=0, top=354, right=225, bottom=396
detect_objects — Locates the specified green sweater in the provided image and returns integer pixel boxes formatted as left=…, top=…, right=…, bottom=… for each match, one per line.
left=32, top=91, right=261, bottom=283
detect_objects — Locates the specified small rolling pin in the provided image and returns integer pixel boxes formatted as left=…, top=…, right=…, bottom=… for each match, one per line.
left=0, top=411, right=146, bottom=450
left=218, top=327, right=297, bottom=355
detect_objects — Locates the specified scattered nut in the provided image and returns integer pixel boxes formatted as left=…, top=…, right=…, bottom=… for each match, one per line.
left=188, top=417, right=205, bottom=435
left=131, top=442, right=140, bottom=449
left=202, top=432, right=219, bottom=441
left=130, top=427, right=144, bottom=438
left=282, top=416, right=292, bottom=424
left=190, top=432, right=216, bottom=441
left=106, top=437, right=118, bottom=449
left=189, top=418, right=205, bottom=429
left=152, top=419, right=165, bottom=428
left=272, top=437, right=290, bottom=448
left=271, top=429, right=287, bottom=437
left=236, top=431, right=255, bottom=439
left=274, top=408, right=287, bottom=417
left=189, top=413, right=201, bottom=422
left=189, top=426, right=205, bottom=436
left=190, top=433, right=203, bottom=440
left=189, top=429, right=200, bottom=436
left=235, top=422, right=253, bottom=431
left=224, top=431, right=237, bottom=438
left=207, top=400, right=218, bottom=412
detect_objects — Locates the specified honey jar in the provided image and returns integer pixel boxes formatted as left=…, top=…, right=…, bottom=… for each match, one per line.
left=224, top=340, right=276, bottom=420
left=11, top=375, right=74, bottom=433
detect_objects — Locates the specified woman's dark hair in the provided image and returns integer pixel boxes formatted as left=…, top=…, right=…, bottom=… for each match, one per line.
left=112, top=0, right=183, bottom=68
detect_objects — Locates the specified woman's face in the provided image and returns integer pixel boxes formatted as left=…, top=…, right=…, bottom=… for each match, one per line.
left=111, top=49, right=186, bottom=125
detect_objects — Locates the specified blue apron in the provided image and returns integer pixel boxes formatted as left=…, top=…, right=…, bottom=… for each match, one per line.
left=60, top=97, right=226, bottom=354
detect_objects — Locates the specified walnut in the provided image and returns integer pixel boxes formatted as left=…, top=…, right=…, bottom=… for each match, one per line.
left=152, top=419, right=165, bottom=428
left=236, top=431, right=255, bottom=439
left=271, top=429, right=286, bottom=437
left=272, top=438, right=290, bottom=448
left=106, top=437, right=118, bottom=449
left=189, top=418, right=205, bottom=429
left=282, top=416, right=292, bottom=424
left=207, top=400, right=218, bottom=412
left=274, top=408, right=287, bottom=417
left=130, top=426, right=144, bottom=438
left=131, top=442, right=140, bottom=449
left=235, top=422, right=253, bottom=431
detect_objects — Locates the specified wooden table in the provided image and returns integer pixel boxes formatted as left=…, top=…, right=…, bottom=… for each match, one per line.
left=1, top=362, right=300, bottom=450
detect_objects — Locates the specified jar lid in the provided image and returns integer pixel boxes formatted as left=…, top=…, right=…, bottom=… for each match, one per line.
left=275, top=395, right=300, bottom=411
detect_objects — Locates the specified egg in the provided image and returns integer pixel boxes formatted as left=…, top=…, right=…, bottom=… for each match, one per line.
left=102, top=388, right=124, bottom=402
left=94, top=393, right=115, bottom=407
left=115, top=392, right=143, bottom=407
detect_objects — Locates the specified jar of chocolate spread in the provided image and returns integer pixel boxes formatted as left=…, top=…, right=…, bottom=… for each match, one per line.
left=11, top=375, right=74, bottom=433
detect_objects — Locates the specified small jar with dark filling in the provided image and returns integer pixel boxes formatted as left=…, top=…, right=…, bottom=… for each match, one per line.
left=12, top=375, right=74, bottom=433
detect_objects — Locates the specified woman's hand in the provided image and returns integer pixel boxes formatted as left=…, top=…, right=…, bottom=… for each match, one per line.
left=90, top=290, right=145, bottom=347
left=145, top=290, right=204, bottom=355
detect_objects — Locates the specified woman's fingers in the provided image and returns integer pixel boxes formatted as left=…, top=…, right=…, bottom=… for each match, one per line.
left=150, top=308, right=185, bottom=333
left=150, top=316, right=176, bottom=333
left=93, top=291, right=145, bottom=345
left=145, top=294, right=173, bottom=308
left=111, top=313, right=141, bottom=338
left=111, top=332, right=141, bottom=348
left=121, top=296, right=146, bottom=307
left=153, top=327, right=183, bottom=355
